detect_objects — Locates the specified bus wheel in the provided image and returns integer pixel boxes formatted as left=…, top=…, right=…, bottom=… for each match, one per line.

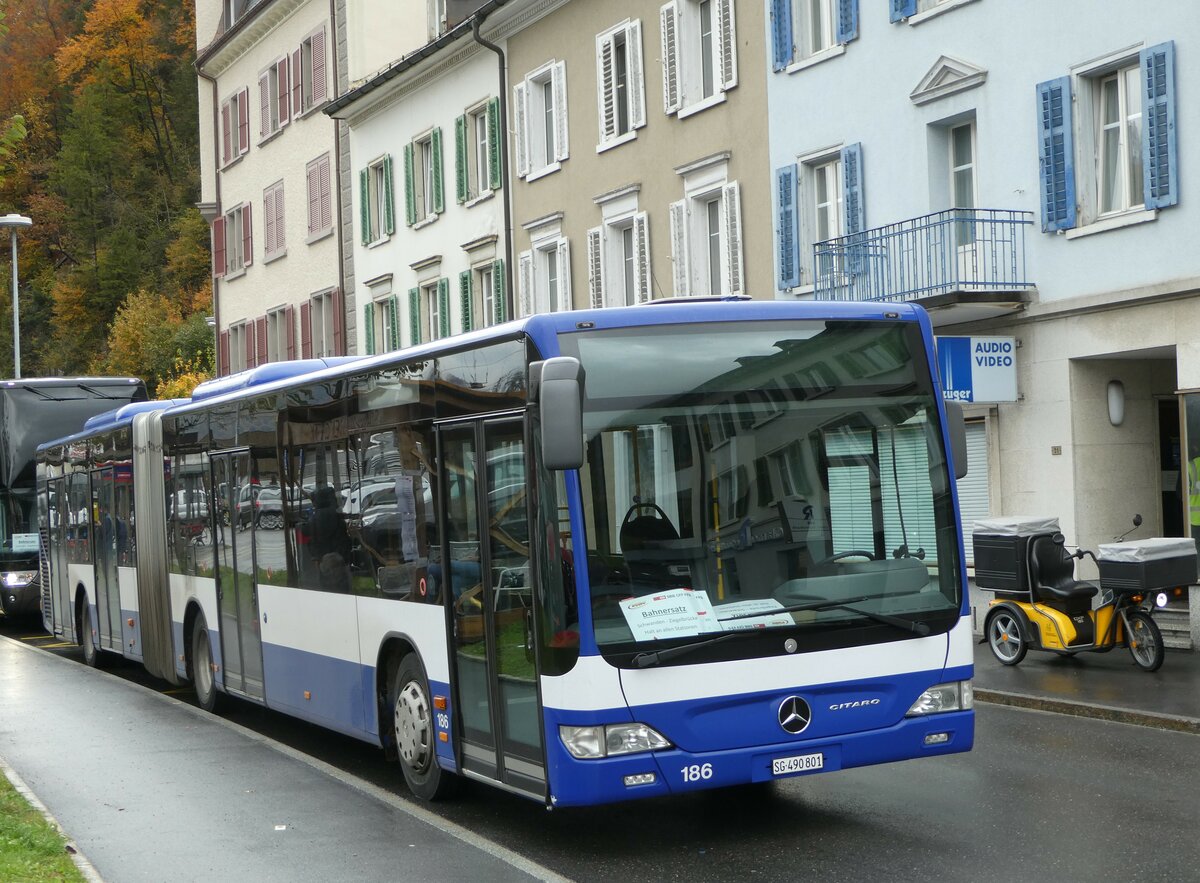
left=190, top=615, right=223, bottom=712
left=79, top=602, right=104, bottom=668
left=390, top=654, right=456, bottom=801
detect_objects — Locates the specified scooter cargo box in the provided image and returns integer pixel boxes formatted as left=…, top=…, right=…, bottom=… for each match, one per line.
left=1096, top=538, right=1198, bottom=594
left=972, top=516, right=1061, bottom=592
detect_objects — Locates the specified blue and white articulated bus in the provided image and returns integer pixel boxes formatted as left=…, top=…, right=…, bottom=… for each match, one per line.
left=38, top=299, right=974, bottom=807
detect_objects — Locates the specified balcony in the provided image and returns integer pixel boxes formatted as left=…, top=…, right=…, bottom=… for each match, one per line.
left=813, top=209, right=1035, bottom=327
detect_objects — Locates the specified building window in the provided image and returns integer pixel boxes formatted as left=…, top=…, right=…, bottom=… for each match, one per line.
left=407, top=279, right=450, bottom=344
left=220, top=88, right=250, bottom=166
left=457, top=100, right=500, bottom=203
left=294, top=27, right=327, bottom=116
left=362, top=293, right=400, bottom=356
left=514, top=61, right=568, bottom=179
left=258, top=57, right=290, bottom=139
left=589, top=211, right=650, bottom=307
left=265, top=306, right=294, bottom=362
left=359, top=155, right=394, bottom=245
left=302, top=289, right=340, bottom=358
left=812, top=156, right=842, bottom=244
left=950, top=122, right=976, bottom=246
left=405, top=130, right=443, bottom=225
left=306, top=154, right=332, bottom=239
left=211, top=203, right=252, bottom=279
left=661, top=0, right=737, bottom=115
left=224, top=0, right=257, bottom=30
left=1097, top=66, right=1143, bottom=216
left=669, top=181, right=742, bottom=297
left=263, top=180, right=286, bottom=261
left=228, top=322, right=249, bottom=373
left=771, top=0, right=857, bottom=71
left=779, top=143, right=864, bottom=287
left=459, top=260, right=506, bottom=332
left=597, top=20, right=646, bottom=147
left=518, top=238, right=572, bottom=315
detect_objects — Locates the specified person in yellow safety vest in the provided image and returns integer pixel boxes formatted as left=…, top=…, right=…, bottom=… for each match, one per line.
left=1188, top=456, right=1200, bottom=530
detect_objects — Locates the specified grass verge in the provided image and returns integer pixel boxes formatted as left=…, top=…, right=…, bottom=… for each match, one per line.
left=0, top=772, right=86, bottom=882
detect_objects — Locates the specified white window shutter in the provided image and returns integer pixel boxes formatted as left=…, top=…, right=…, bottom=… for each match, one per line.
left=722, top=181, right=744, bottom=295
left=660, top=3, right=680, bottom=114
left=716, top=0, right=737, bottom=90
left=669, top=199, right=690, bottom=296
left=628, top=20, right=647, bottom=129
left=556, top=238, right=573, bottom=310
left=258, top=74, right=269, bottom=138
left=264, top=188, right=276, bottom=253
left=587, top=227, right=604, bottom=309
left=513, top=81, right=529, bottom=178
left=553, top=61, right=569, bottom=161
left=633, top=211, right=651, bottom=302
left=597, top=34, right=617, bottom=144
left=518, top=250, right=534, bottom=316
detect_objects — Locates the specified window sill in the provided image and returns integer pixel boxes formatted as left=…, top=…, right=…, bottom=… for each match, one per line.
left=296, top=101, right=329, bottom=122
left=596, top=130, right=637, bottom=154
left=257, top=126, right=286, bottom=149
left=464, top=190, right=495, bottom=209
left=264, top=248, right=287, bottom=265
left=366, top=235, right=391, bottom=249
left=412, top=212, right=440, bottom=230
left=906, top=0, right=982, bottom=26
left=1064, top=207, right=1157, bottom=240
left=223, top=266, right=247, bottom=282
left=525, top=161, right=562, bottom=183
left=306, top=227, right=334, bottom=246
left=677, top=92, right=727, bottom=120
left=783, top=45, right=845, bottom=75
left=220, top=152, right=247, bottom=172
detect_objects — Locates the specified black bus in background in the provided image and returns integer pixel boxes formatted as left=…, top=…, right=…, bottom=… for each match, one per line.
left=0, top=378, right=147, bottom=620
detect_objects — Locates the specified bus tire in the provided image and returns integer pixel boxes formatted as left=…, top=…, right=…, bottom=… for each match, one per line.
left=190, top=614, right=223, bottom=713
left=79, top=601, right=105, bottom=669
left=389, top=653, right=456, bottom=801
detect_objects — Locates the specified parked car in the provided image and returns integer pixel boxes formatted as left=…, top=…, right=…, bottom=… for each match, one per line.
left=236, top=485, right=312, bottom=530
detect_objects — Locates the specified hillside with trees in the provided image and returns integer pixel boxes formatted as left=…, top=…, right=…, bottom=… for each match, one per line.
left=0, top=0, right=211, bottom=394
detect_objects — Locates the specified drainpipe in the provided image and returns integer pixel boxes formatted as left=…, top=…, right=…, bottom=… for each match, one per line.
left=195, top=62, right=223, bottom=372
left=329, top=0, right=348, bottom=354
left=471, top=12, right=514, bottom=321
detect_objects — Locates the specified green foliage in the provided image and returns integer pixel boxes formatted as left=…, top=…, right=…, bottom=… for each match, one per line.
left=0, top=775, right=86, bottom=882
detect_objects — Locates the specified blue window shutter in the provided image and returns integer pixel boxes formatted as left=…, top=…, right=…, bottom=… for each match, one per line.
left=836, top=0, right=858, bottom=44
left=890, top=0, right=916, bottom=23
left=776, top=164, right=799, bottom=289
left=770, top=0, right=792, bottom=72
left=842, top=143, right=865, bottom=234
left=1036, top=77, right=1076, bottom=232
left=1141, top=41, right=1177, bottom=210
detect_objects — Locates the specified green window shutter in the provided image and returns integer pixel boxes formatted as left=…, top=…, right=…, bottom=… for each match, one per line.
left=492, top=259, right=506, bottom=324
left=362, top=302, right=375, bottom=355
left=403, top=143, right=416, bottom=227
left=455, top=115, right=468, bottom=204
left=437, top=277, right=451, bottom=338
left=487, top=97, right=501, bottom=191
left=387, top=294, right=400, bottom=350
left=382, top=155, right=395, bottom=235
left=359, top=168, right=370, bottom=245
left=459, top=270, right=473, bottom=331
left=431, top=127, right=445, bottom=215
left=408, top=287, right=421, bottom=345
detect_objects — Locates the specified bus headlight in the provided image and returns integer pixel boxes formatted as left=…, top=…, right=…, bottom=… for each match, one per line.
left=559, top=723, right=672, bottom=759
left=906, top=681, right=973, bottom=717
left=2, top=571, right=36, bottom=588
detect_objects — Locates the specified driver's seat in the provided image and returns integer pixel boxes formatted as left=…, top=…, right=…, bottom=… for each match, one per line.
left=1029, top=534, right=1097, bottom=615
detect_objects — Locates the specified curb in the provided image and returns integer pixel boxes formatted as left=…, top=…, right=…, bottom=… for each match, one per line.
left=974, top=688, right=1200, bottom=735
left=0, top=755, right=106, bottom=883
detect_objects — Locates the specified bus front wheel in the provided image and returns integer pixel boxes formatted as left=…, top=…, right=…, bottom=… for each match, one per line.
left=190, top=615, right=223, bottom=712
left=389, top=653, right=456, bottom=801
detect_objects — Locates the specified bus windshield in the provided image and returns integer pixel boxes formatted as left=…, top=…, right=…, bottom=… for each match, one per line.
left=559, top=319, right=962, bottom=661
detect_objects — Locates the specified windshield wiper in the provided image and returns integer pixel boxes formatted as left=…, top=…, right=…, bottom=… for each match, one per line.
left=631, top=631, right=759, bottom=669
left=721, top=595, right=931, bottom=637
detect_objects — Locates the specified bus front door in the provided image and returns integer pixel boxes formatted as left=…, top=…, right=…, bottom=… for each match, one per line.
left=211, top=452, right=265, bottom=701
left=440, top=418, right=545, bottom=799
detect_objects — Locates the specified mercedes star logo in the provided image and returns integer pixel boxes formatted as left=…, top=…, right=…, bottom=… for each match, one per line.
left=777, top=696, right=812, bottom=734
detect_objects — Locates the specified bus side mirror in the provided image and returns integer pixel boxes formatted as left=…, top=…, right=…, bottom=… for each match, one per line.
left=943, top=400, right=968, bottom=480
left=531, top=357, right=585, bottom=471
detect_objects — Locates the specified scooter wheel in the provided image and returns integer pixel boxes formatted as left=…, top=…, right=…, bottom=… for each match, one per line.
left=987, top=609, right=1027, bottom=666
left=1126, top=611, right=1164, bottom=672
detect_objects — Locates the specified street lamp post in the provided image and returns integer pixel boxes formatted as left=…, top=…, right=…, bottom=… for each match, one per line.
left=0, top=214, right=33, bottom=379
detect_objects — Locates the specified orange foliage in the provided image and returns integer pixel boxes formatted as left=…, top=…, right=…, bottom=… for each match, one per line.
left=55, top=0, right=163, bottom=91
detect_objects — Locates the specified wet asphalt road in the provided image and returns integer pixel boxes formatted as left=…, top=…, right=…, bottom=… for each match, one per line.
left=3, top=617, right=1195, bottom=882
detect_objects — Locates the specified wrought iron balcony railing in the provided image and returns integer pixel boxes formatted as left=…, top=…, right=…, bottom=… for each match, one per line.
left=813, top=208, right=1034, bottom=303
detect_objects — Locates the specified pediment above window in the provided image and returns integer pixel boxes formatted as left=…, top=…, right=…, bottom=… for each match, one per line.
left=910, top=56, right=987, bottom=106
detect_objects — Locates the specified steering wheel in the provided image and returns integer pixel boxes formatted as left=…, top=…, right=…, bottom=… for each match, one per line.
left=812, top=550, right=877, bottom=568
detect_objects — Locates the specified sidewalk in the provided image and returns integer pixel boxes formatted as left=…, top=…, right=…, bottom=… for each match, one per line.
left=0, top=636, right=558, bottom=883
left=972, top=637, right=1200, bottom=733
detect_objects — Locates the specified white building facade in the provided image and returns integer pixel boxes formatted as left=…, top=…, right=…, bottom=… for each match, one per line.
left=766, top=0, right=1198, bottom=643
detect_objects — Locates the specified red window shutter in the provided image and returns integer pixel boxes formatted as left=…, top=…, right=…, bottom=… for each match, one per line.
left=263, top=189, right=275, bottom=254
left=259, top=74, right=269, bottom=138
left=212, top=217, right=226, bottom=278
left=219, top=331, right=230, bottom=376
left=238, top=87, right=250, bottom=153
left=332, top=287, right=345, bottom=355
left=278, top=58, right=290, bottom=126
left=307, top=163, right=319, bottom=235
left=221, top=102, right=232, bottom=165
left=300, top=302, right=313, bottom=359
left=244, top=324, right=255, bottom=368
left=274, top=185, right=285, bottom=252
left=255, top=316, right=268, bottom=366
left=311, top=29, right=327, bottom=105
left=242, top=203, right=253, bottom=267
left=292, top=49, right=303, bottom=116
left=319, top=155, right=332, bottom=231
left=286, top=305, right=296, bottom=359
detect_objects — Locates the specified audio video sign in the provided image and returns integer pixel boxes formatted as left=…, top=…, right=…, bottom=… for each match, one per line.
left=937, top=336, right=1017, bottom=403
